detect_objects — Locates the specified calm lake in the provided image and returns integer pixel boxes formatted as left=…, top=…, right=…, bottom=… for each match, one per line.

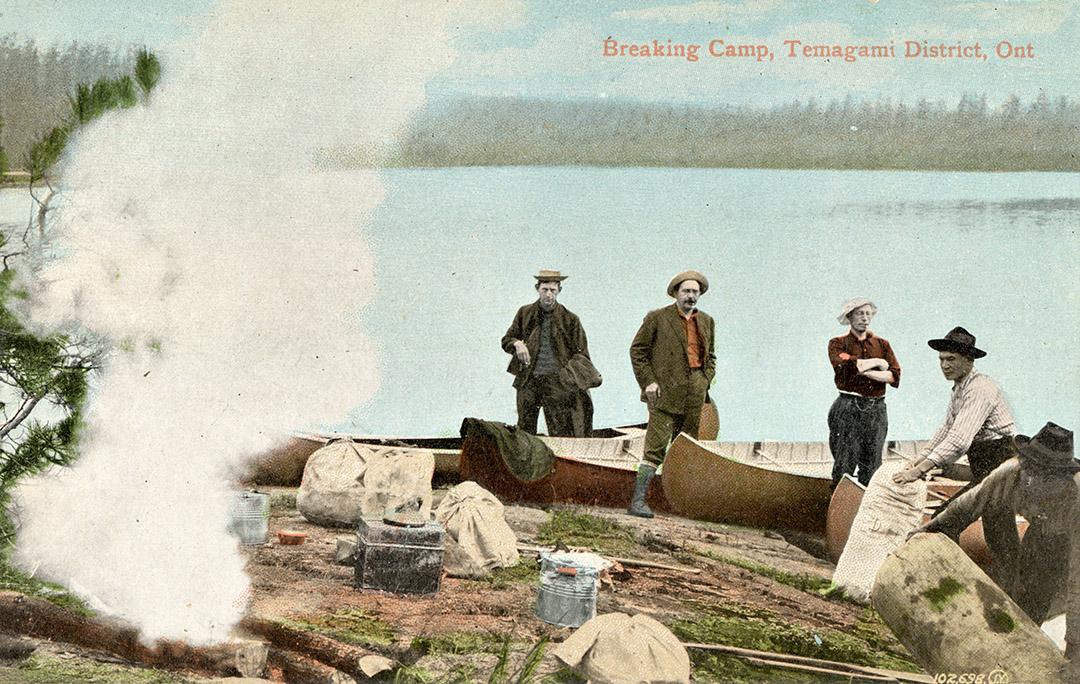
left=3, top=167, right=1079, bottom=442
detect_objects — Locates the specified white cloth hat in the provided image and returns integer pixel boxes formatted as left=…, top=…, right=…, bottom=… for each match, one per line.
left=837, top=297, right=876, bottom=325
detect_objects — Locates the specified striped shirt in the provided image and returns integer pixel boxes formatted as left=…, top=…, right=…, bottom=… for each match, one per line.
left=925, top=370, right=1016, bottom=467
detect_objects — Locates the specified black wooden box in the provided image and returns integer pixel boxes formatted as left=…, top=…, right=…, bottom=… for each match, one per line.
left=355, top=517, right=444, bottom=594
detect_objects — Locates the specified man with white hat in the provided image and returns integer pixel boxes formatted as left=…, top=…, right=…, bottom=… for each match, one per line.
left=912, top=421, right=1079, bottom=677
left=627, top=270, right=716, bottom=518
left=501, top=269, right=595, bottom=437
left=827, top=297, right=901, bottom=487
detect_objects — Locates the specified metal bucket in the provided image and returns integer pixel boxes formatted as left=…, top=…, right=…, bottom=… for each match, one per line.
left=228, top=490, right=270, bottom=545
left=535, top=552, right=608, bottom=628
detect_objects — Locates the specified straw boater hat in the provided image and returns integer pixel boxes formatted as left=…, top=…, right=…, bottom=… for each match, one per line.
left=927, top=326, right=986, bottom=359
left=666, top=270, right=709, bottom=297
left=534, top=269, right=568, bottom=283
left=1014, top=422, right=1079, bottom=474
left=836, top=297, right=876, bottom=325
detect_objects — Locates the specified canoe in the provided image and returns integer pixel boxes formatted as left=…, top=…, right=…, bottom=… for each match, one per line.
left=825, top=476, right=1029, bottom=568
left=825, top=474, right=863, bottom=563
left=661, top=434, right=835, bottom=534
left=243, top=432, right=462, bottom=486
left=458, top=427, right=672, bottom=511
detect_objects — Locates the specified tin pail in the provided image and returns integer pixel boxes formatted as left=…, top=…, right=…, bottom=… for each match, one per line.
left=535, top=552, right=610, bottom=628
left=228, top=491, right=270, bottom=545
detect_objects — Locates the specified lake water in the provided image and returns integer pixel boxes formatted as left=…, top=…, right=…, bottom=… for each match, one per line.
left=3, top=168, right=1079, bottom=442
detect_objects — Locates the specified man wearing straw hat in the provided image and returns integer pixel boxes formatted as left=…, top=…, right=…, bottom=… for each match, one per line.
left=627, top=270, right=716, bottom=518
left=893, top=327, right=1019, bottom=585
left=912, top=421, right=1080, bottom=675
left=501, top=269, right=597, bottom=437
left=827, top=297, right=901, bottom=487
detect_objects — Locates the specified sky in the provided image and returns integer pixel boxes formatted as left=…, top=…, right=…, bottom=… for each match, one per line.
left=3, top=0, right=1078, bottom=108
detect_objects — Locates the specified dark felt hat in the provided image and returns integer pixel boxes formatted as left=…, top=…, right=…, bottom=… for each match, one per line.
left=927, top=326, right=986, bottom=359
left=1015, top=422, right=1077, bottom=471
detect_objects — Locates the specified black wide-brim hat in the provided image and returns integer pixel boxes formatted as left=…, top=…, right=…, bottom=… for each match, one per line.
left=1014, top=421, right=1078, bottom=472
left=927, top=326, right=986, bottom=359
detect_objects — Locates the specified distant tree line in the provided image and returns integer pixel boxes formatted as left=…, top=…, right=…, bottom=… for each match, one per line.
left=0, top=36, right=139, bottom=173
left=386, top=94, right=1080, bottom=171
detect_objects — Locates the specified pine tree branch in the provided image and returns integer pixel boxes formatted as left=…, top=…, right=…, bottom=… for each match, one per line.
left=0, top=393, right=44, bottom=438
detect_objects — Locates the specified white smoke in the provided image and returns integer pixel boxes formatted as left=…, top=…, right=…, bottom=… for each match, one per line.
left=10, top=1, right=463, bottom=644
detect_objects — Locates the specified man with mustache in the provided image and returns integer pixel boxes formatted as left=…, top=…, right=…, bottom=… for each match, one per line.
left=627, top=270, right=716, bottom=518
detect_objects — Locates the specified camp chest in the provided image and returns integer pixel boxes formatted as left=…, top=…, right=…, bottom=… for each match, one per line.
left=355, top=517, right=444, bottom=594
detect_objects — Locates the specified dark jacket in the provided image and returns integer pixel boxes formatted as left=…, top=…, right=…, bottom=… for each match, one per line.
left=501, top=302, right=590, bottom=391
left=629, top=303, right=716, bottom=413
left=926, top=459, right=1080, bottom=654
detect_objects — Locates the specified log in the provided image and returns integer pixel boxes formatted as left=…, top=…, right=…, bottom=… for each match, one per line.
left=239, top=616, right=394, bottom=680
left=0, top=590, right=253, bottom=677
left=267, top=648, right=352, bottom=683
left=872, top=533, right=1066, bottom=682
left=681, top=641, right=934, bottom=683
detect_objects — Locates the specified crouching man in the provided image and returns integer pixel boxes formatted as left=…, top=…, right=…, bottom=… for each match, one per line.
left=913, top=422, right=1079, bottom=679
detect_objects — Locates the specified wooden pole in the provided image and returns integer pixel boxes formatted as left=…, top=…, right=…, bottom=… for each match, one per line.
left=681, top=642, right=934, bottom=683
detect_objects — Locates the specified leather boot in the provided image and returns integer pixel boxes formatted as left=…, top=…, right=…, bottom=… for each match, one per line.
left=627, top=464, right=656, bottom=518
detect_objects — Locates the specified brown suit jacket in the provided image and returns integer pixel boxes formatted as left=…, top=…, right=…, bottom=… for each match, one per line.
left=629, top=303, right=715, bottom=413
left=501, top=302, right=590, bottom=391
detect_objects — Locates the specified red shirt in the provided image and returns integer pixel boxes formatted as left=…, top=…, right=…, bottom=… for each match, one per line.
left=683, top=311, right=703, bottom=369
left=827, top=330, right=901, bottom=398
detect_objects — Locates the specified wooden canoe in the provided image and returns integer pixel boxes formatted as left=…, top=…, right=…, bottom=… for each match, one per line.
left=825, top=476, right=1029, bottom=569
left=661, top=434, right=835, bottom=534
left=458, top=428, right=671, bottom=511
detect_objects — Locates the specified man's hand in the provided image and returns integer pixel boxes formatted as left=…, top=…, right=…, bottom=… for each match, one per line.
left=892, top=464, right=926, bottom=484
left=906, top=525, right=930, bottom=541
left=644, top=382, right=661, bottom=404
left=513, top=340, right=531, bottom=366
left=856, top=358, right=888, bottom=373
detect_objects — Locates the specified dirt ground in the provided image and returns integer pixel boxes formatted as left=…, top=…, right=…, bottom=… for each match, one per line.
left=0, top=486, right=918, bottom=683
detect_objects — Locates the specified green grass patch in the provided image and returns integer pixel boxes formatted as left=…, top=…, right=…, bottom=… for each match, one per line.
left=269, top=491, right=297, bottom=512
left=684, top=652, right=857, bottom=683
left=921, top=577, right=965, bottom=612
left=535, top=510, right=637, bottom=556
left=692, top=547, right=834, bottom=596
left=5, top=651, right=191, bottom=683
left=0, top=508, right=91, bottom=616
left=482, top=559, right=540, bottom=589
left=411, top=631, right=510, bottom=656
left=670, top=608, right=920, bottom=673
left=281, top=609, right=395, bottom=648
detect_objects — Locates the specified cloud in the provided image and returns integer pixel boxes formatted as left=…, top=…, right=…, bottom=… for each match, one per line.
left=942, top=1, right=1071, bottom=35
left=610, top=0, right=780, bottom=24
left=450, top=0, right=528, bottom=33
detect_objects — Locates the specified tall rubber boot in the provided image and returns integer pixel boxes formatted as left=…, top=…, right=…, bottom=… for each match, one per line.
left=627, top=464, right=656, bottom=518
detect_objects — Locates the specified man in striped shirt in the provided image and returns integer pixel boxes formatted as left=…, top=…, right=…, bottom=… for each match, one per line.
left=893, top=326, right=1019, bottom=586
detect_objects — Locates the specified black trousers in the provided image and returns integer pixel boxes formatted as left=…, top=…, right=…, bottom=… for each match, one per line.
left=516, top=374, right=575, bottom=437
left=828, top=393, right=888, bottom=487
left=956, top=437, right=1022, bottom=591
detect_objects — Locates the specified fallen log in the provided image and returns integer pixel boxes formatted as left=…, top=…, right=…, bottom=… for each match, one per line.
left=267, top=648, right=352, bottom=683
left=239, top=616, right=395, bottom=680
left=0, top=590, right=252, bottom=678
left=681, top=642, right=934, bottom=683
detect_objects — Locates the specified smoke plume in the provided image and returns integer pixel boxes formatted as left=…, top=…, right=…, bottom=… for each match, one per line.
left=11, top=1, right=458, bottom=644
